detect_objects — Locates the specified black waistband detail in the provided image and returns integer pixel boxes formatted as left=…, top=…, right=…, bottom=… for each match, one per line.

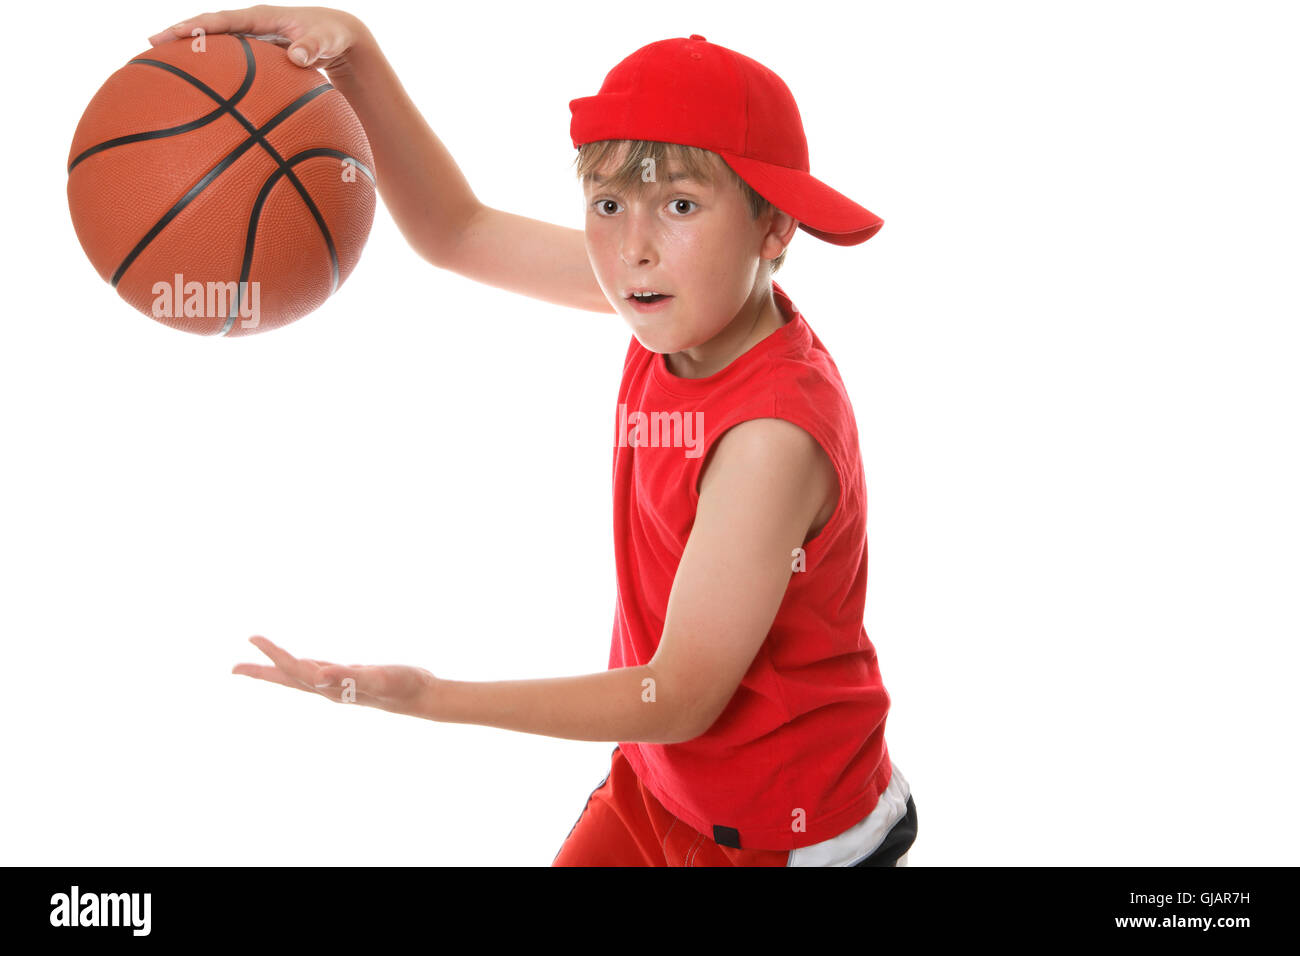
left=712, top=825, right=742, bottom=849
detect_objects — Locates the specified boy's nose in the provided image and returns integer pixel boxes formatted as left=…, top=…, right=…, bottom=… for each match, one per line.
left=620, top=242, right=657, bottom=268
left=619, top=214, right=659, bottom=266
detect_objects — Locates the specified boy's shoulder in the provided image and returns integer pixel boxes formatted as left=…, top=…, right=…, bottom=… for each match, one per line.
left=699, top=413, right=840, bottom=538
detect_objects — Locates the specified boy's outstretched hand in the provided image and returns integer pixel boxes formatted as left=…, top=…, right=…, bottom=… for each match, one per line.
left=233, top=635, right=435, bottom=718
left=147, top=5, right=369, bottom=73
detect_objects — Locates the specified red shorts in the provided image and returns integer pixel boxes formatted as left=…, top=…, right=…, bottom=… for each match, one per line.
left=552, top=745, right=788, bottom=866
left=552, top=745, right=917, bottom=867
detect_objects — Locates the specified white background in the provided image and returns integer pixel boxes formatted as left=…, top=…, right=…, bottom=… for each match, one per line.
left=2, top=0, right=1296, bottom=866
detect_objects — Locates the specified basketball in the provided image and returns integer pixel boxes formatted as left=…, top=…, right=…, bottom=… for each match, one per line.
left=67, top=33, right=376, bottom=337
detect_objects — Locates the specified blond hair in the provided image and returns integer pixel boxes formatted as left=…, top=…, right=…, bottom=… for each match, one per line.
left=573, top=139, right=788, bottom=274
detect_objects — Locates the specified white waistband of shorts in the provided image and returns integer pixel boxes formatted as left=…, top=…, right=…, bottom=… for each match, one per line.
left=787, top=763, right=910, bottom=867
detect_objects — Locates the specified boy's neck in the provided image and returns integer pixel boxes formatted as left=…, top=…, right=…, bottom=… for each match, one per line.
left=664, top=282, right=787, bottom=379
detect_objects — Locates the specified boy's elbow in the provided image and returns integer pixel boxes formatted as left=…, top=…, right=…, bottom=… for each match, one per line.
left=665, top=699, right=721, bottom=744
left=413, top=199, right=484, bottom=272
left=661, top=723, right=700, bottom=745
left=643, top=660, right=727, bottom=743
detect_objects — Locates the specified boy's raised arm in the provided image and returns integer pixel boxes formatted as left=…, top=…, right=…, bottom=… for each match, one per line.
left=149, top=7, right=615, bottom=315
left=326, top=29, right=616, bottom=314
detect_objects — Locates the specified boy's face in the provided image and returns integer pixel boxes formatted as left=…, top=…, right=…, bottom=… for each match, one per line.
left=583, top=152, right=791, bottom=358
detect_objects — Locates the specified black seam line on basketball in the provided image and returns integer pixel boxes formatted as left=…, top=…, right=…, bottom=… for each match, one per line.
left=100, top=35, right=352, bottom=298
left=67, top=36, right=258, bottom=173
left=247, top=150, right=339, bottom=296
left=109, top=82, right=335, bottom=288
left=218, top=148, right=377, bottom=335
left=187, top=91, right=364, bottom=311
left=119, top=59, right=343, bottom=291
left=105, top=35, right=335, bottom=289
left=68, top=105, right=232, bottom=174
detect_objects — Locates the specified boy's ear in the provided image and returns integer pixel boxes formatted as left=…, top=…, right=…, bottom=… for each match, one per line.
left=762, top=209, right=799, bottom=262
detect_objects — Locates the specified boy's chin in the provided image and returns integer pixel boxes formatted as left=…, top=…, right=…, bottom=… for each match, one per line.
left=629, top=325, right=694, bottom=356
left=623, top=314, right=718, bottom=356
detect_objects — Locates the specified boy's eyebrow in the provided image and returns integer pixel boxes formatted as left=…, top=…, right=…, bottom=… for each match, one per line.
left=588, top=171, right=706, bottom=187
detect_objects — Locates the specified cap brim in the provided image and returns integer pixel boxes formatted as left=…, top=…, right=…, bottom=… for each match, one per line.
left=716, top=151, right=883, bottom=246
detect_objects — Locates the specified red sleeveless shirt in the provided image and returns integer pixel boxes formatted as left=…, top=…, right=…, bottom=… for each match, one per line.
left=609, top=280, right=895, bottom=851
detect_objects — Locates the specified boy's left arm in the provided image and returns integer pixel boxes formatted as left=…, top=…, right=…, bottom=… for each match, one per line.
left=647, top=418, right=837, bottom=741
left=423, top=418, right=836, bottom=744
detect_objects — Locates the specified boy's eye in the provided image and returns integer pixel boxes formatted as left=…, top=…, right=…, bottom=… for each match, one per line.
left=590, top=198, right=699, bottom=216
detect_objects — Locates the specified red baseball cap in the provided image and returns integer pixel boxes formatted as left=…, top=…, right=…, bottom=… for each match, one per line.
left=569, top=34, right=883, bottom=246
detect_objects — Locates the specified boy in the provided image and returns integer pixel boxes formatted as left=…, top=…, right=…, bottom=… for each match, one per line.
left=161, top=8, right=917, bottom=866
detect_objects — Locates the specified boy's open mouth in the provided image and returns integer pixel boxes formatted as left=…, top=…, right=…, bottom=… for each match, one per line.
left=626, top=290, right=674, bottom=311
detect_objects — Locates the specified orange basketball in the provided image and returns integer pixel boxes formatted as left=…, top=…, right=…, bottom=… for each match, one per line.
left=67, top=33, right=376, bottom=337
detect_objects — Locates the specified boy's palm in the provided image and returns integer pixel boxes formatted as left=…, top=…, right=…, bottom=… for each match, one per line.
left=233, top=635, right=435, bottom=718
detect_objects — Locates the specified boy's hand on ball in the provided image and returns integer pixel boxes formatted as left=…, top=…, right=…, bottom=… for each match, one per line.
left=147, top=5, right=370, bottom=74
left=233, top=635, right=436, bottom=719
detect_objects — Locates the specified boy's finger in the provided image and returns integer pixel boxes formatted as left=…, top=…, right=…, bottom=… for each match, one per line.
left=147, top=9, right=286, bottom=46
left=148, top=25, right=316, bottom=70
left=285, top=39, right=320, bottom=66
left=147, top=24, right=188, bottom=46
left=248, top=635, right=307, bottom=677
left=232, top=663, right=320, bottom=694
